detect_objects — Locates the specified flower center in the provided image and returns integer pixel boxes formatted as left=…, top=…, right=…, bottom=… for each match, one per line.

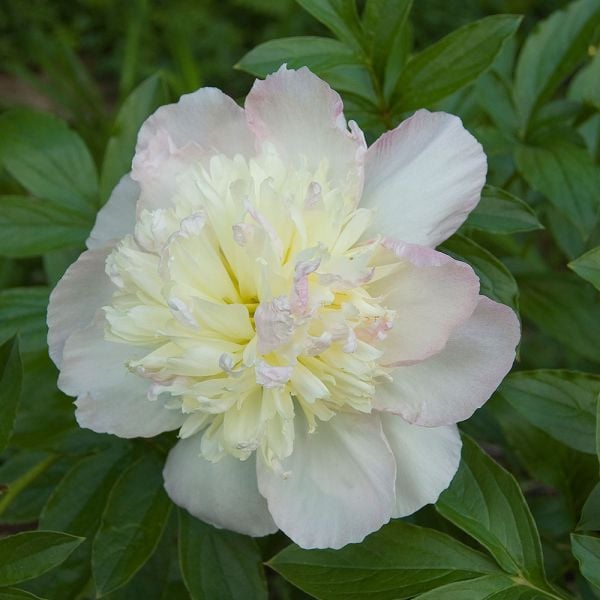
left=104, top=147, right=394, bottom=468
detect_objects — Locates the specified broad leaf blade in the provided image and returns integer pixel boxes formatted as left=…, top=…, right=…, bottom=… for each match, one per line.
left=436, top=436, right=547, bottom=587
left=0, top=531, right=83, bottom=587
left=0, top=109, right=98, bottom=217
left=0, top=288, right=49, bottom=355
left=178, top=511, right=267, bottom=600
left=514, top=0, right=600, bottom=127
left=515, top=140, right=600, bottom=240
left=0, top=196, right=89, bottom=258
left=465, top=185, right=542, bottom=234
left=569, top=246, right=600, bottom=292
left=571, top=533, right=600, bottom=588
left=393, top=15, right=521, bottom=111
left=0, top=336, right=22, bottom=452
left=268, top=520, right=499, bottom=600
left=498, top=370, right=600, bottom=454
left=92, top=452, right=171, bottom=596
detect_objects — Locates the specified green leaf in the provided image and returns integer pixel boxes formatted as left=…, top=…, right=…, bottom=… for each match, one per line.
left=268, top=520, right=499, bottom=600
left=0, top=589, right=46, bottom=600
left=571, top=533, right=600, bottom=588
left=178, top=511, right=267, bottom=600
left=295, top=0, right=365, bottom=52
left=514, top=0, right=600, bottom=128
left=415, top=574, right=560, bottom=599
left=498, top=370, right=600, bottom=455
left=0, top=336, right=22, bottom=452
left=515, top=140, right=600, bottom=240
left=0, top=288, right=49, bottom=355
left=100, top=74, right=167, bottom=202
left=475, top=71, right=519, bottom=134
left=569, top=246, right=600, bottom=292
left=579, top=483, right=600, bottom=531
left=0, top=196, right=89, bottom=258
left=437, top=436, right=548, bottom=587
left=362, top=0, right=412, bottom=96
left=441, top=235, right=519, bottom=311
left=0, top=109, right=98, bottom=217
left=32, top=445, right=132, bottom=598
left=569, top=51, right=600, bottom=110
left=393, top=15, right=521, bottom=111
left=0, top=531, right=83, bottom=586
left=520, top=275, right=600, bottom=364
left=237, top=36, right=357, bottom=77
left=92, top=452, right=172, bottom=596
left=465, top=185, right=542, bottom=234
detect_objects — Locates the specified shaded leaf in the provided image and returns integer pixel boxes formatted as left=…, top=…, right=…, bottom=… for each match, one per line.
left=579, top=483, right=600, bottom=531
left=268, top=520, right=499, bottom=600
left=465, top=186, right=542, bottom=234
left=499, top=370, right=600, bottom=455
left=569, top=246, right=600, bottom=292
left=0, top=288, right=49, bottom=355
left=571, top=533, right=600, bottom=588
left=514, top=0, right=600, bottom=127
left=437, top=436, right=548, bottom=587
left=179, top=511, right=267, bottom=600
left=393, top=15, right=521, bottom=111
left=92, top=452, right=171, bottom=596
left=0, top=109, right=98, bottom=217
left=0, top=336, right=22, bottom=452
left=0, top=531, right=83, bottom=587
left=0, top=196, right=89, bottom=258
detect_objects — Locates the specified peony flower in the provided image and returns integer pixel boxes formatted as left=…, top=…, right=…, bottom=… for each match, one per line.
left=47, top=66, right=519, bottom=549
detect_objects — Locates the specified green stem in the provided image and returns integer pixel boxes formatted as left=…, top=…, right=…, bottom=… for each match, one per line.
left=0, top=454, right=58, bottom=516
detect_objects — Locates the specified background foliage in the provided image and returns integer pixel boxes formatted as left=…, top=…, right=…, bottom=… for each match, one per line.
left=0, top=0, right=599, bottom=598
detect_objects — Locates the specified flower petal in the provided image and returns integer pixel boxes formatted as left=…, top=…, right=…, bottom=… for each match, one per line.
left=87, top=175, right=139, bottom=250
left=361, top=109, right=486, bottom=247
left=47, top=247, right=115, bottom=368
left=368, top=239, right=480, bottom=366
left=245, top=65, right=366, bottom=199
left=374, top=296, right=520, bottom=426
left=58, top=315, right=184, bottom=437
left=132, top=87, right=255, bottom=211
left=257, top=411, right=396, bottom=549
left=381, top=414, right=461, bottom=517
left=163, top=433, right=277, bottom=537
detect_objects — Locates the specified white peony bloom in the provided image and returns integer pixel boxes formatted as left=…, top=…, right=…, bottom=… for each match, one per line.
left=47, top=66, right=520, bottom=549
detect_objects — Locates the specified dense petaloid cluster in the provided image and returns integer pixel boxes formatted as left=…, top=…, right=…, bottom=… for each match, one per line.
left=48, top=66, right=519, bottom=549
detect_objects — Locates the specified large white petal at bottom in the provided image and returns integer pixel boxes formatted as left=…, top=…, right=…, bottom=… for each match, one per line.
left=163, top=433, right=277, bottom=537
left=381, top=413, right=462, bottom=518
left=257, top=411, right=396, bottom=549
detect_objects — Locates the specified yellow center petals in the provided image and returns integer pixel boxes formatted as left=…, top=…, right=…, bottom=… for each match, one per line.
left=104, top=146, right=394, bottom=468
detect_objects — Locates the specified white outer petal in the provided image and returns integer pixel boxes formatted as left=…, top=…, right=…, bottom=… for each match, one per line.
left=163, top=433, right=277, bottom=537
left=374, top=296, right=520, bottom=426
left=361, top=109, right=487, bottom=247
left=58, top=315, right=184, bottom=437
left=86, top=175, right=139, bottom=250
left=245, top=65, right=366, bottom=200
left=257, top=411, right=396, bottom=549
left=381, top=414, right=462, bottom=518
left=47, top=246, right=115, bottom=368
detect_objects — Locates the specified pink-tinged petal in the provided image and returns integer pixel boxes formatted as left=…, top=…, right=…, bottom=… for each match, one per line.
left=47, top=247, right=115, bottom=368
left=58, top=315, right=184, bottom=437
left=368, top=239, right=480, bottom=366
left=256, top=411, right=396, bottom=549
left=132, top=87, right=255, bottom=211
left=361, top=109, right=486, bottom=247
left=86, top=175, right=138, bottom=250
left=163, top=433, right=277, bottom=537
left=374, top=296, right=520, bottom=426
left=245, top=65, right=366, bottom=199
left=381, top=414, right=461, bottom=517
